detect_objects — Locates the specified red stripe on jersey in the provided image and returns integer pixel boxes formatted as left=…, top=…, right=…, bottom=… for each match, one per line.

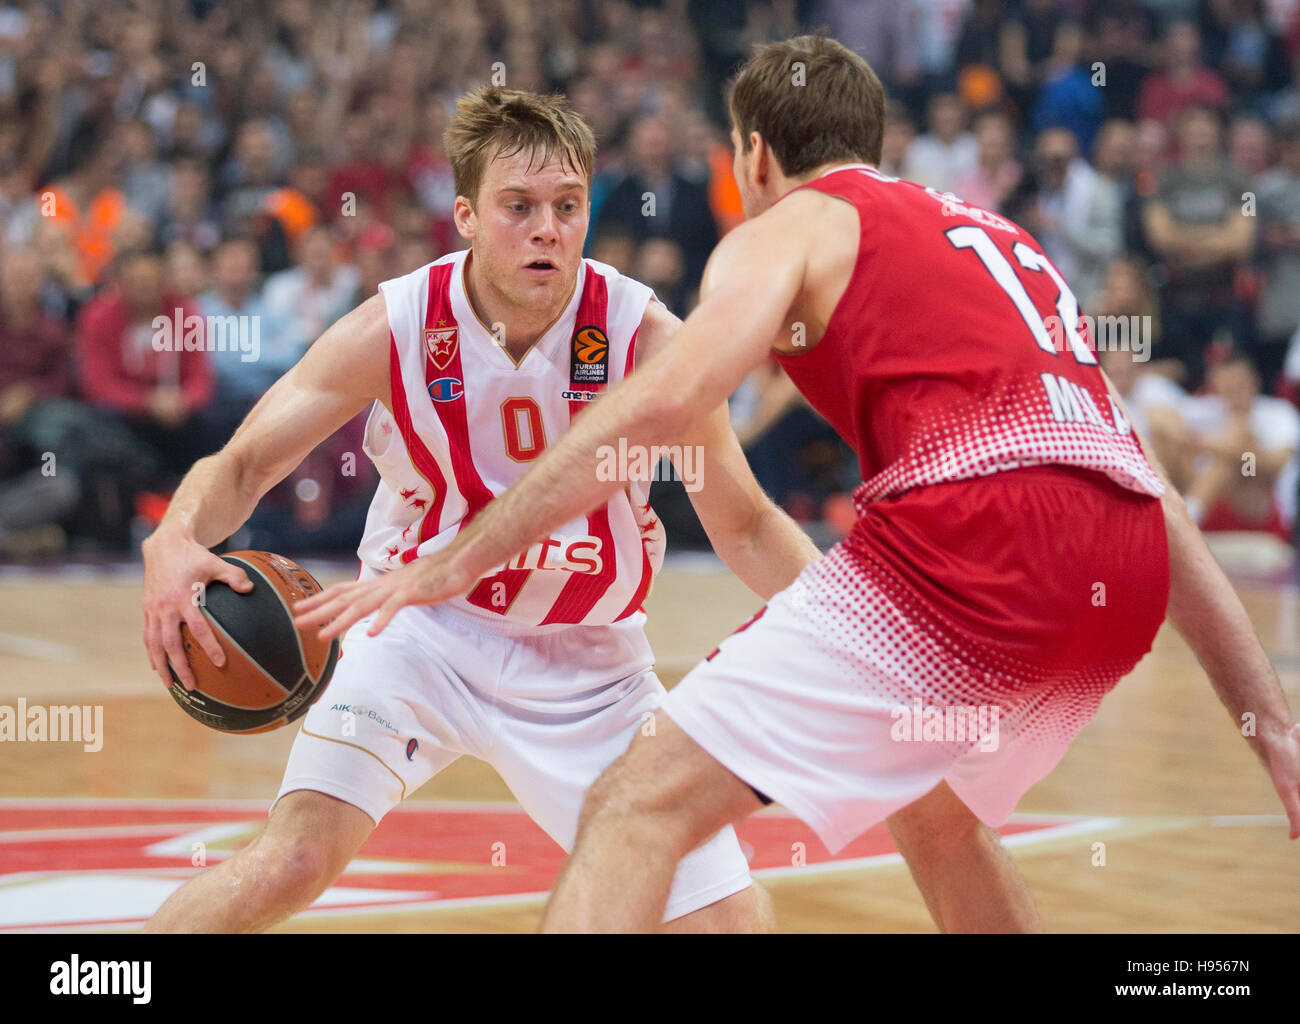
left=541, top=267, right=620, bottom=624
left=624, top=322, right=640, bottom=377
left=384, top=330, right=449, bottom=564
left=421, top=263, right=534, bottom=608
left=614, top=539, right=652, bottom=621
left=424, top=263, right=496, bottom=518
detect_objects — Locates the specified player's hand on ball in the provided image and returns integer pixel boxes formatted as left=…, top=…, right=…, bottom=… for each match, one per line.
left=293, top=554, right=471, bottom=640
left=141, top=526, right=254, bottom=691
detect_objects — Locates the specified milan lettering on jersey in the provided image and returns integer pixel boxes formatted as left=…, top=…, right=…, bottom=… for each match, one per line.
left=542, top=269, right=619, bottom=624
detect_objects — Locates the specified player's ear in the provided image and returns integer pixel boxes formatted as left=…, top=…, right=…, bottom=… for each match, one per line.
left=453, top=195, right=476, bottom=241
left=750, top=131, right=768, bottom=186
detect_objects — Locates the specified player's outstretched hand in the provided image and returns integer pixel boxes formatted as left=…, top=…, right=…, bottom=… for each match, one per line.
left=1261, top=720, right=1300, bottom=839
left=293, top=554, right=472, bottom=641
left=141, top=527, right=254, bottom=691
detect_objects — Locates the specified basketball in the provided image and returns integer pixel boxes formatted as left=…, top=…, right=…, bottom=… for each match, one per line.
left=166, top=550, right=340, bottom=734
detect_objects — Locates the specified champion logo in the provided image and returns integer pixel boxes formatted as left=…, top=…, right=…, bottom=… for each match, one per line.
left=405, top=738, right=419, bottom=760
left=428, top=377, right=464, bottom=403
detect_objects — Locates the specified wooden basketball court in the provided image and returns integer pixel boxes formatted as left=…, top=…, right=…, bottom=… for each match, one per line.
left=1, top=552, right=1296, bottom=932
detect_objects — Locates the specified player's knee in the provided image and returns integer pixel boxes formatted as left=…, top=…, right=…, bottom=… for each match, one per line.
left=889, top=791, right=985, bottom=859
left=580, top=754, right=698, bottom=852
left=244, top=832, right=336, bottom=906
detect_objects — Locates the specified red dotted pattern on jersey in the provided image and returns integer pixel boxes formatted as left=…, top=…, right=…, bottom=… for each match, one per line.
left=854, top=374, right=1164, bottom=510
left=783, top=542, right=1141, bottom=751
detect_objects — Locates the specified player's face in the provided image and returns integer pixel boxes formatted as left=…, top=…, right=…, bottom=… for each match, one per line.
left=459, top=148, right=589, bottom=313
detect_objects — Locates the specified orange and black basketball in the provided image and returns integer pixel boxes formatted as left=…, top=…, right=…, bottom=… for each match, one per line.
left=167, top=550, right=340, bottom=734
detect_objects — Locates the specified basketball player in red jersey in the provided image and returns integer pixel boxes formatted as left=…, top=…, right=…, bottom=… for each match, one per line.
left=297, top=37, right=1300, bottom=933
left=139, top=86, right=829, bottom=932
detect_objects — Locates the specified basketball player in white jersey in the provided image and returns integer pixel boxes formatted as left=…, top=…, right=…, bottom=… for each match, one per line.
left=139, top=87, right=826, bottom=931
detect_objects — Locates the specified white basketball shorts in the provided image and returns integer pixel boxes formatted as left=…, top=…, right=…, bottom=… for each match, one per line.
left=275, top=602, right=752, bottom=922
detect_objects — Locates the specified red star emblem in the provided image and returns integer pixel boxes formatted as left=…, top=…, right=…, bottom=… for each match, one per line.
left=385, top=545, right=400, bottom=561
left=399, top=487, right=418, bottom=501
left=641, top=518, right=658, bottom=533
left=424, top=327, right=459, bottom=370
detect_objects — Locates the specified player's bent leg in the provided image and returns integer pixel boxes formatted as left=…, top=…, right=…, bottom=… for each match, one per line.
left=886, top=780, right=1041, bottom=933
left=540, top=712, right=765, bottom=933
left=144, top=790, right=374, bottom=933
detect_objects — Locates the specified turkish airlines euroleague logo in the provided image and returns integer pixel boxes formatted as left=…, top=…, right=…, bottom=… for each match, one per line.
left=570, top=326, right=609, bottom=385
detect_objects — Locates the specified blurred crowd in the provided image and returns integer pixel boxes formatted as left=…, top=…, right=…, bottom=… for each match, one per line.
left=0, top=0, right=1299, bottom=561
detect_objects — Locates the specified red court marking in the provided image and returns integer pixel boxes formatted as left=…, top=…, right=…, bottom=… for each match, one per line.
left=0, top=800, right=1097, bottom=930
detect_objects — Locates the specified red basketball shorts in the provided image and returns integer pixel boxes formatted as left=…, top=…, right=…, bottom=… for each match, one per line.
left=662, top=465, right=1171, bottom=853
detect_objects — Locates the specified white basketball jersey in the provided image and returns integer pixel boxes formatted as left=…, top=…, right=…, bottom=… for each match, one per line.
left=355, top=249, right=665, bottom=631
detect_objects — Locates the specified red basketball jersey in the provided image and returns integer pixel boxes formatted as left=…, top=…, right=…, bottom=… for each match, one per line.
left=774, top=165, right=1164, bottom=506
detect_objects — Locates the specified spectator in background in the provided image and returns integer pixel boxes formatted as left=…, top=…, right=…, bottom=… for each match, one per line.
left=952, top=109, right=1022, bottom=213
left=155, top=158, right=221, bottom=253
left=911, top=0, right=972, bottom=96
left=595, top=114, right=718, bottom=300
left=263, top=225, right=359, bottom=354
left=1031, top=21, right=1106, bottom=157
left=679, top=108, right=745, bottom=237
left=880, top=100, right=918, bottom=180
left=1061, top=119, right=1133, bottom=310
left=634, top=237, right=688, bottom=316
left=1252, top=119, right=1300, bottom=390
left=115, top=118, right=170, bottom=227
left=1001, top=0, right=1066, bottom=115
left=814, top=0, right=920, bottom=93
left=1178, top=355, right=1300, bottom=538
left=1091, top=6, right=1154, bottom=122
left=953, top=0, right=1005, bottom=72
left=164, top=240, right=209, bottom=305
left=589, top=223, right=637, bottom=277
left=1006, top=128, right=1085, bottom=287
left=906, top=92, right=978, bottom=194
left=1201, top=0, right=1292, bottom=108
left=77, top=249, right=212, bottom=478
left=1098, top=342, right=1191, bottom=480
left=1138, top=21, right=1230, bottom=123
left=8, top=123, right=127, bottom=296
left=1142, top=106, right=1256, bottom=387
left=0, top=246, right=159, bottom=553
left=1228, top=112, right=1275, bottom=175
left=197, top=237, right=290, bottom=447
left=0, top=247, right=74, bottom=475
